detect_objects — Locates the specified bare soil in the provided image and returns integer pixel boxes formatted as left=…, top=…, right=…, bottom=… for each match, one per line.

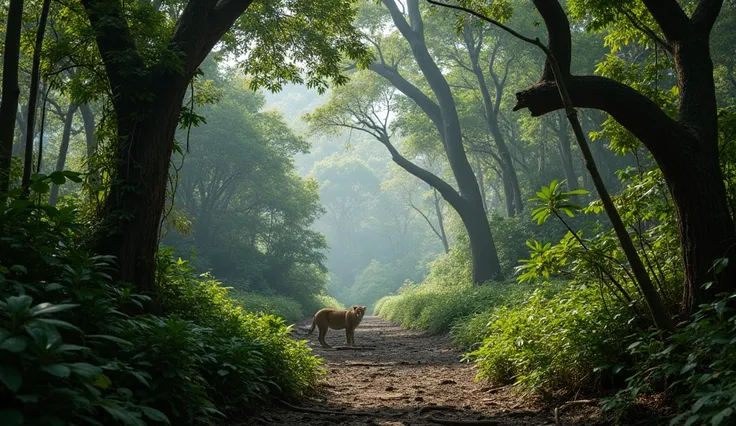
left=245, top=316, right=633, bottom=426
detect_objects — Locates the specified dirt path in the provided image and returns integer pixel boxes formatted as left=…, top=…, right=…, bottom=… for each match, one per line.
left=253, top=316, right=609, bottom=426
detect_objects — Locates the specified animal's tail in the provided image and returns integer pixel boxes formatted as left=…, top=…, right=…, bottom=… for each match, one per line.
left=307, top=316, right=316, bottom=336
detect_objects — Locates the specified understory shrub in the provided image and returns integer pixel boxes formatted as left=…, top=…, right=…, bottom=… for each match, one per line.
left=466, top=284, right=634, bottom=397
left=158, top=252, right=343, bottom=324
left=603, top=292, right=736, bottom=426
left=374, top=281, right=533, bottom=334
left=0, top=176, right=323, bottom=425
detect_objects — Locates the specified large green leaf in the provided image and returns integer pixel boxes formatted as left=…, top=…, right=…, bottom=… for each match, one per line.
left=0, top=337, right=27, bottom=353
left=141, top=407, right=170, bottom=424
left=42, top=364, right=72, bottom=378
left=0, top=366, right=22, bottom=392
left=29, top=303, right=79, bottom=316
left=6, top=295, right=32, bottom=315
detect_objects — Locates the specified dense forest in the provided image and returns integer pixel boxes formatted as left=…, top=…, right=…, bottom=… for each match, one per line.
left=1, top=0, right=735, bottom=425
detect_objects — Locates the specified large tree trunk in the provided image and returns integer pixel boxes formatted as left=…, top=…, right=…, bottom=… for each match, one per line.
left=0, top=0, right=25, bottom=197
left=475, top=159, right=489, bottom=214
left=81, top=0, right=254, bottom=297
left=95, top=90, right=186, bottom=294
left=49, top=102, right=78, bottom=205
left=512, top=0, right=736, bottom=314
left=461, top=201, right=502, bottom=282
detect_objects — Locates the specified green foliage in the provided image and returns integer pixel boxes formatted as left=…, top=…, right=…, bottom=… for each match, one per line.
left=603, top=292, right=736, bottom=426
left=517, top=172, right=682, bottom=314
left=0, top=180, right=322, bottom=425
left=344, top=259, right=418, bottom=309
left=529, top=179, right=589, bottom=226
left=165, top=68, right=328, bottom=302
left=231, top=291, right=306, bottom=324
left=373, top=241, right=528, bottom=334
left=467, top=284, right=633, bottom=397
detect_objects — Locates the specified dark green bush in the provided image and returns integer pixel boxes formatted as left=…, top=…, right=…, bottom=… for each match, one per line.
left=603, top=292, right=736, bottom=426
left=0, top=174, right=323, bottom=425
left=466, top=284, right=633, bottom=397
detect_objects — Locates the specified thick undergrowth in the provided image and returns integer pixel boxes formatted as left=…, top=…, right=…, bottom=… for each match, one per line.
left=0, top=177, right=323, bottom=426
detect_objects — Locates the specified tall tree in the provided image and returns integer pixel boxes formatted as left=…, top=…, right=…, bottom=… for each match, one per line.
left=460, top=23, right=523, bottom=215
left=362, top=0, right=504, bottom=282
left=77, top=0, right=368, bottom=295
left=22, top=0, right=53, bottom=191
left=306, top=71, right=503, bottom=282
left=0, top=0, right=24, bottom=197
left=49, top=102, right=79, bottom=205
left=511, top=0, right=736, bottom=313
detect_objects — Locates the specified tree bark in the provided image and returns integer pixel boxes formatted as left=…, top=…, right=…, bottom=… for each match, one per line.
left=49, top=103, right=78, bottom=206
left=474, top=159, right=489, bottom=214
left=0, top=0, right=25, bottom=197
left=22, top=0, right=52, bottom=192
left=511, top=0, right=735, bottom=314
left=94, top=91, right=187, bottom=295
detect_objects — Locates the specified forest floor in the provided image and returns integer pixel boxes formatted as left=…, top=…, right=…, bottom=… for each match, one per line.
left=243, top=316, right=642, bottom=426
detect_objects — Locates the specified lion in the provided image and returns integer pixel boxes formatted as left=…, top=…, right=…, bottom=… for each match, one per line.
left=307, top=306, right=367, bottom=348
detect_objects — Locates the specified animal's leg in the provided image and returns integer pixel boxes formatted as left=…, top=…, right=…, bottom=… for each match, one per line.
left=347, top=329, right=355, bottom=346
left=318, top=326, right=331, bottom=348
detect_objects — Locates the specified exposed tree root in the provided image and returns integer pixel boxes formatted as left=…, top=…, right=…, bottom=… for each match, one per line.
left=342, top=361, right=397, bottom=367
left=417, top=405, right=459, bottom=415
left=276, top=400, right=372, bottom=417
left=428, top=417, right=500, bottom=426
left=322, top=345, right=376, bottom=351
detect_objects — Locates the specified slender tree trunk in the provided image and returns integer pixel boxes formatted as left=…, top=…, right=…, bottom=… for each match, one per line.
left=464, top=27, right=523, bottom=216
left=49, top=103, right=78, bottom=205
left=0, top=0, right=25, bottom=197
left=501, top=166, right=515, bottom=216
left=79, top=104, right=97, bottom=159
left=22, top=0, right=52, bottom=191
left=555, top=111, right=578, bottom=191
left=475, top=159, right=489, bottom=214
left=432, top=189, right=450, bottom=253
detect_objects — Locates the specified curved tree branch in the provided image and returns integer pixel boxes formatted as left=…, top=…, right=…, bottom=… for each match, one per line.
left=513, top=76, right=685, bottom=159
left=692, top=0, right=725, bottom=36
left=368, top=61, right=443, bottom=135
left=641, top=0, right=692, bottom=42
left=380, top=135, right=465, bottom=209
